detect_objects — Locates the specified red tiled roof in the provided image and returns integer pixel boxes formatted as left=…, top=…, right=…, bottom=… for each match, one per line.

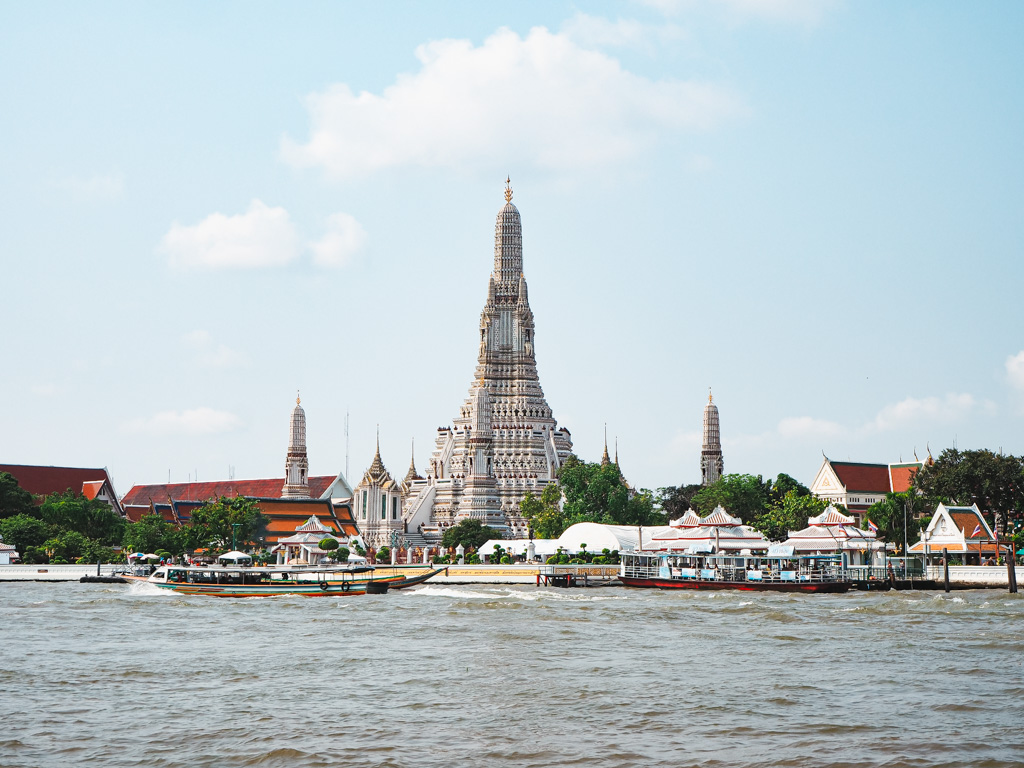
left=0, top=463, right=116, bottom=500
left=889, top=464, right=921, bottom=493
left=121, top=476, right=337, bottom=506
left=830, top=462, right=891, bottom=494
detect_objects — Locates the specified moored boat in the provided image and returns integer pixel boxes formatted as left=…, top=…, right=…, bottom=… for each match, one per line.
left=619, top=547, right=852, bottom=593
left=125, top=564, right=410, bottom=597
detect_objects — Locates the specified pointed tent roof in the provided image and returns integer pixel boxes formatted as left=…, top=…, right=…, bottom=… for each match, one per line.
left=669, top=509, right=703, bottom=528
left=701, top=506, right=742, bottom=527
left=809, top=506, right=855, bottom=526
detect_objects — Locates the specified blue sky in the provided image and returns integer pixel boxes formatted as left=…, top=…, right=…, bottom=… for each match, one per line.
left=2, top=1, right=1022, bottom=498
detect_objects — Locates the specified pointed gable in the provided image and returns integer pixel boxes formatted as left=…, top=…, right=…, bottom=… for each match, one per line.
left=701, top=506, right=742, bottom=527
left=809, top=506, right=855, bottom=527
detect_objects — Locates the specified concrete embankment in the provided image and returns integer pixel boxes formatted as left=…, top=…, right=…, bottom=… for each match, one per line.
left=371, top=563, right=620, bottom=585
left=0, top=564, right=124, bottom=581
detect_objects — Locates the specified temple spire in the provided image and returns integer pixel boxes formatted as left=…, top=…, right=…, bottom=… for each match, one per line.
left=505, top=176, right=513, bottom=203
left=701, top=390, right=724, bottom=486
left=282, top=393, right=310, bottom=498
left=601, top=424, right=611, bottom=467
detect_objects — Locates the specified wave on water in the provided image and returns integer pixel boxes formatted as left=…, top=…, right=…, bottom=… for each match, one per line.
left=405, top=585, right=498, bottom=599
left=125, top=580, right=173, bottom=597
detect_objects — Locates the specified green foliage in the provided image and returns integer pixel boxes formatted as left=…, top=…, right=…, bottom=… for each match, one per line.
left=42, top=530, right=90, bottom=562
left=319, top=537, right=339, bottom=551
left=913, top=448, right=1024, bottom=535
left=519, top=483, right=570, bottom=539
left=189, top=496, right=268, bottom=549
left=375, top=546, right=391, bottom=563
left=753, top=491, right=828, bottom=541
left=559, top=455, right=663, bottom=529
left=0, top=473, right=36, bottom=519
left=336, top=546, right=350, bottom=563
left=500, top=555, right=512, bottom=564
left=122, top=512, right=178, bottom=555
left=863, top=491, right=925, bottom=551
left=39, top=491, right=125, bottom=545
left=690, top=473, right=814, bottom=527
left=692, top=474, right=773, bottom=524
left=440, top=518, right=500, bottom=550
left=0, top=513, right=50, bottom=554
left=521, top=455, right=664, bottom=539
left=655, top=483, right=703, bottom=520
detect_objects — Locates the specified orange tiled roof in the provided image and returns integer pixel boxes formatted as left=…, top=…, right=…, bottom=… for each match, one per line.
left=889, top=464, right=921, bottom=493
left=0, top=464, right=118, bottom=504
left=121, top=476, right=338, bottom=506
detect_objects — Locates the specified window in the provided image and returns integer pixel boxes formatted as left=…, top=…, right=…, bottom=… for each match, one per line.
left=381, top=495, right=387, bottom=520
left=362, top=491, right=367, bottom=519
left=392, top=497, right=398, bottom=519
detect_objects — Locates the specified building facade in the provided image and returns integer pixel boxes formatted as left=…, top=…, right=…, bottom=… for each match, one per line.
left=403, top=182, right=573, bottom=538
left=352, top=437, right=405, bottom=548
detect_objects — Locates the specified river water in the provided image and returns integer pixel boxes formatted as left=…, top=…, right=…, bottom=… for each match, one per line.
left=2, top=582, right=1023, bottom=768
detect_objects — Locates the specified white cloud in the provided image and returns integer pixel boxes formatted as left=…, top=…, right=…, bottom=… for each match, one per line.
left=777, top=416, right=844, bottom=439
left=281, top=26, right=742, bottom=179
left=159, top=199, right=300, bottom=269
left=868, top=393, right=983, bottom=432
left=182, top=330, right=249, bottom=369
left=123, top=408, right=244, bottom=436
left=560, top=13, right=687, bottom=50
left=310, top=212, right=367, bottom=268
left=55, top=173, right=124, bottom=201
left=1006, top=351, right=1024, bottom=392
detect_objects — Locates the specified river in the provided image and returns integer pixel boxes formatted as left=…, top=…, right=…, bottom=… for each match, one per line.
left=2, top=582, right=1022, bottom=767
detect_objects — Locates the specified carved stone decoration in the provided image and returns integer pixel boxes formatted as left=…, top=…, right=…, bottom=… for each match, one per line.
left=404, top=182, right=573, bottom=538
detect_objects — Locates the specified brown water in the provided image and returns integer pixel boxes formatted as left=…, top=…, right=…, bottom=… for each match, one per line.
left=2, top=581, right=1023, bottom=767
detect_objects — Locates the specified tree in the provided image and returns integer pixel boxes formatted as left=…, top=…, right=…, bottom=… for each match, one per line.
left=769, top=473, right=811, bottom=503
left=691, top=474, right=773, bottom=524
left=441, top=519, right=499, bottom=550
left=0, top=473, right=36, bottom=519
left=863, top=491, right=925, bottom=552
left=753, top=491, right=828, bottom=541
left=122, top=513, right=177, bottom=555
left=188, top=496, right=268, bottom=550
left=558, top=455, right=663, bottom=529
left=336, top=546, right=350, bottom=563
left=39, top=491, right=125, bottom=546
left=375, top=545, right=391, bottom=563
left=655, top=484, right=703, bottom=521
left=43, top=530, right=90, bottom=563
left=0, top=513, right=50, bottom=555
left=519, top=483, right=569, bottom=539
left=913, top=448, right=1024, bottom=535
left=319, top=537, right=339, bottom=552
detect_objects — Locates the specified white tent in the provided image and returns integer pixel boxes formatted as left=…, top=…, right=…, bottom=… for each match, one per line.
left=553, top=523, right=642, bottom=554
left=218, top=550, right=252, bottom=563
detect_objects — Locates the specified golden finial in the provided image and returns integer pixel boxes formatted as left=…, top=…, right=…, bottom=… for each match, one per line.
left=504, top=176, right=513, bottom=203
left=708, top=387, right=713, bottom=403
left=296, top=390, right=301, bottom=405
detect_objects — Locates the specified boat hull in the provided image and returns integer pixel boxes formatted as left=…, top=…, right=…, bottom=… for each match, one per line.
left=124, top=574, right=406, bottom=598
left=620, top=576, right=852, bottom=593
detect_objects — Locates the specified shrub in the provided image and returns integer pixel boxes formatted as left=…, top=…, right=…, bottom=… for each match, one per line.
left=500, top=555, right=512, bottom=564
left=336, top=547, right=350, bottom=563
left=376, top=546, right=391, bottom=562
left=319, top=538, right=339, bottom=551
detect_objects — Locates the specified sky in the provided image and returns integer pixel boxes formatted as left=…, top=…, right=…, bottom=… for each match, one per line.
left=2, top=1, right=1023, bottom=500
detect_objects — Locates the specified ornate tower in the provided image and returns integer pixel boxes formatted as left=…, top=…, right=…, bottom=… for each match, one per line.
left=410, top=180, right=574, bottom=537
left=282, top=393, right=310, bottom=498
left=353, top=432, right=403, bottom=548
left=701, top=389, right=724, bottom=486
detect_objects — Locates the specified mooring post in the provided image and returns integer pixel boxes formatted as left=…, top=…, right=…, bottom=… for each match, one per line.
left=1008, top=547, right=1018, bottom=594
left=943, top=548, right=950, bottom=593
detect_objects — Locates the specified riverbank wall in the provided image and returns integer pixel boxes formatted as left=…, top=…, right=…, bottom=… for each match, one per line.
left=2, top=563, right=1022, bottom=588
